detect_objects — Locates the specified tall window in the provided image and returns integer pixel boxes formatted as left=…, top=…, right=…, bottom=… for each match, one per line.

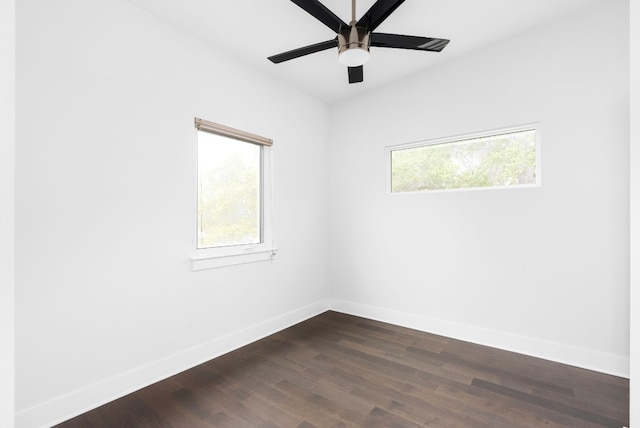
left=389, top=125, right=539, bottom=193
left=193, top=118, right=274, bottom=270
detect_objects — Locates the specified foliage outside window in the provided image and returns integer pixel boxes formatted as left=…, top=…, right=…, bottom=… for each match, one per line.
left=197, top=132, right=261, bottom=249
left=390, top=126, right=538, bottom=193
left=192, top=118, right=274, bottom=270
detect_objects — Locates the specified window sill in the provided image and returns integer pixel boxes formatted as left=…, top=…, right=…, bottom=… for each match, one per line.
left=191, top=246, right=277, bottom=271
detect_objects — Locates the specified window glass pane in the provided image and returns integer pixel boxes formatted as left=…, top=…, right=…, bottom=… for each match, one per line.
left=391, top=129, right=537, bottom=192
left=197, top=131, right=261, bottom=249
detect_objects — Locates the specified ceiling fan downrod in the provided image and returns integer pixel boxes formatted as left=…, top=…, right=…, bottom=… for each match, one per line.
left=338, top=0, right=371, bottom=66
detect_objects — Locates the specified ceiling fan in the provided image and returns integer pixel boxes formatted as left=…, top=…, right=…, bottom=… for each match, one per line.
left=268, top=0, right=450, bottom=84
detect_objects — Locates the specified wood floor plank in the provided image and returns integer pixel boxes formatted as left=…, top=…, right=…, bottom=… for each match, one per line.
left=434, top=382, right=572, bottom=428
left=437, top=350, right=576, bottom=396
left=471, top=378, right=626, bottom=427
left=466, top=382, right=615, bottom=428
left=54, top=311, right=629, bottom=428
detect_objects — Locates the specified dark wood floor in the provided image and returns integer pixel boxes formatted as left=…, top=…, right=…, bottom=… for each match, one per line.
left=55, top=311, right=629, bottom=427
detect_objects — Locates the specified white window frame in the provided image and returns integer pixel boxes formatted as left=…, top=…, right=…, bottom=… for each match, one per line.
left=386, top=123, right=541, bottom=194
left=191, top=118, right=276, bottom=270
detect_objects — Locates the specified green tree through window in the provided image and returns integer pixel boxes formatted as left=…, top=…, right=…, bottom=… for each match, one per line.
left=197, top=131, right=261, bottom=249
left=390, top=128, right=537, bottom=193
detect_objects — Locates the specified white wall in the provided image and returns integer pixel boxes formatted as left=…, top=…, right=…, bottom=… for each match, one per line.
left=0, top=0, right=16, bottom=426
left=328, top=0, right=630, bottom=376
left=630, top=0, right=639, bottom=424
left=14, top=0, right=329, bottom=426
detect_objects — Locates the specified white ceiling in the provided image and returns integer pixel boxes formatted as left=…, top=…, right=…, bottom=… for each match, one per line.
left=124, top=0, right=608, bottom=104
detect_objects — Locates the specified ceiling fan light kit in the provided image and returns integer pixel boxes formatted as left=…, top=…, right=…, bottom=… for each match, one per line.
left=268, top=0, right=450, bottom=84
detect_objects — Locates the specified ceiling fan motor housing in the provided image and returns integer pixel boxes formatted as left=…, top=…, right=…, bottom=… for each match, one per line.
left=338, top=24, right=371, bottom=56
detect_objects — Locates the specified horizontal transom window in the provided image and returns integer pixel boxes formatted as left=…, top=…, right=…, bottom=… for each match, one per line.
left=388, top=125, right=539, bottom=193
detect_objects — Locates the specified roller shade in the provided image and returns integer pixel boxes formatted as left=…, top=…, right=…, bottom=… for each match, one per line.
left=194, top=117, right=273, bottom=146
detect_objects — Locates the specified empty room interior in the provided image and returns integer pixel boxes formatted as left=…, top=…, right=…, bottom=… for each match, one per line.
left=3, top=0, right=639, bottom=427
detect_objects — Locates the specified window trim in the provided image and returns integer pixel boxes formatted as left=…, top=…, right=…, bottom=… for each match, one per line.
left=191, top=118, right=276, bottom=271
left=386, top=123, right=541, bottom=195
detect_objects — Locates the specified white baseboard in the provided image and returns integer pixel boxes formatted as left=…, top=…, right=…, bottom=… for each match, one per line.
left=329, top=299, right=630, bottom=379
left=15, top=300, right=329, bottom=428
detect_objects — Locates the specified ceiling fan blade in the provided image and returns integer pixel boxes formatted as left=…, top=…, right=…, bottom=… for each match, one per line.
left=370, top=33, right=450, bottom=52
left=357, top=0, right=406, bottom=32
left=291, top=0, right=348, bottom=33
left=268, top=39, right=338, bottom=64
left=348, top=66, right=364, bottom=84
